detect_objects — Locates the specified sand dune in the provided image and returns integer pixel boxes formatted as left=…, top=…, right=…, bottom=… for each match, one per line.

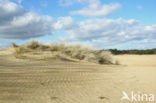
left=0, top=50, right=155, bottom=103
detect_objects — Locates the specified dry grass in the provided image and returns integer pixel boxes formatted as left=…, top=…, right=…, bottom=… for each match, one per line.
left=115, top=59, right=120, bottom=65
left=11, top=43, right=18, bottom=48
left=27, top=40, right=50, bottom=51
left=27, top=40, right=40, bottom=49
left=97, top=51, right=113, bottom=64
left=12, top=41, right=114, bottom=64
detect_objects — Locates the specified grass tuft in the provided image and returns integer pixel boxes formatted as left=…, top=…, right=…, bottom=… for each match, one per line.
left=13, top=46, right=28, bottom=58
left=12, top=43, right=18, bottom=48
left=115, top=60, right=120, bottom=65
left=27, top=40, right=40, bottom=49
left=98, top=51, right=113, bottom=64
left=12, top=41, right=114, bottom=64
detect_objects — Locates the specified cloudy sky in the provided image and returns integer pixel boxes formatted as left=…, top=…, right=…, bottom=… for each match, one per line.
left=0, top=0, right=156, bottom=49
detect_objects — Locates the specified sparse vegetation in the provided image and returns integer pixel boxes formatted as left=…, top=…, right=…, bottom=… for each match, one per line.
left=115, top=60, right=120, bottom=65
left=12, top=43, right=18, bottom=48
left=109, top=49, right=156, bottom=55
left=12, top=40, right=114, bottom=64
left=27, top=40, right=40, bottom=49
left=13, top=46, right=29, bottom=58
left=97, top=51, right=113, bottom=64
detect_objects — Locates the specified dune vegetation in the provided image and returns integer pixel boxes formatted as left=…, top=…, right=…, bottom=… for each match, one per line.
left=12, top=40, right=114, bottom=64
left=109, top=48, right=156, bottom=55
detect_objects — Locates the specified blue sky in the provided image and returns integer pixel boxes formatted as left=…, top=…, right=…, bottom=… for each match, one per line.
left=0, top=0, right=156, bottom=49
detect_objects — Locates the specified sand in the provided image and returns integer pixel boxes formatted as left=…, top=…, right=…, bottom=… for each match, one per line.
left=0, top=49, right=156, bottom=103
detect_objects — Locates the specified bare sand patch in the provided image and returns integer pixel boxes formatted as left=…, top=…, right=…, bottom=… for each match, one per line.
left=0, top=50, right=155, bottom=103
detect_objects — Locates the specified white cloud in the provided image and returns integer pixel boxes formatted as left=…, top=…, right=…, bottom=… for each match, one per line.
left=71, top=2, right=121, bottom=17
left=40, top=0, right=48, bottom=7
left=0, top=0, right=54, bottom=39
left=59, top=0, right=121, bottom=17
left=53, top=16, right=76, bottom=30
left=58, top=0, right=76, bottom=7
left=0, top=0, right=155, bottom=49
left=17, top=0, right=23, bottom=4
left=59, top=0, right=100, bottom=6
left=41, top=3, right=48, bottom=7
left=137, top=5, right=143, bottom=10
left=54, top=17, right=156, bottom=48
